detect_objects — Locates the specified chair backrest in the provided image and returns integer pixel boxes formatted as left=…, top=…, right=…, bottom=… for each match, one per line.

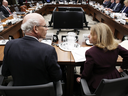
left=94, top=76, right=128, bottom=96
left=0, top=82, right=55, bottom=96
left=0, top=11, right=5, bottom=20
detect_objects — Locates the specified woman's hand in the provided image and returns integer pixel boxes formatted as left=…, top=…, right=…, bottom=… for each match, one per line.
left=118, top=67, right=123, bottom=73
left=76, top=77, right=81, bottom=83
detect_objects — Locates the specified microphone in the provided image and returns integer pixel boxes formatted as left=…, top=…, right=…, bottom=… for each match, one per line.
left=2, top=15, right=12, bottom=25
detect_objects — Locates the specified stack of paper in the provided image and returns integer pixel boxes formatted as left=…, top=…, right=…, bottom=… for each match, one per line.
left=41, top=40, right=52, bottom=45
left=0, top=39, right=9, bottom=45
left=119, top=40, right=128, bottom=50
left=71, top=47, right=91, bottom=62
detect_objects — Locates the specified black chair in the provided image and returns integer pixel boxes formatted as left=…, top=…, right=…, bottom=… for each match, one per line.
left=0, top=80, right=63, bottom=96
left=0, top=75, right=4, bottom=85
left=80, top=72, right=128, bottom=96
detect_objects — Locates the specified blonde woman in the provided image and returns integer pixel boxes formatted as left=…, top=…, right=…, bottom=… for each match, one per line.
left=77, top=23, right=128, bottom=92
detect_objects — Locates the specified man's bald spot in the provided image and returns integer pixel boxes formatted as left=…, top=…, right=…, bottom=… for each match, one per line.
left=22, top=13, right=45, bottom=24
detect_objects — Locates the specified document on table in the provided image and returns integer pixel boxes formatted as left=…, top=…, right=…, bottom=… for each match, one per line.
left=71, top=47, right=91, bottom=62
left=41, top=40, right=52, bottom=45
left=0, top=39, right=9, bottom=45
left=119, top=40, right=128, bottom=50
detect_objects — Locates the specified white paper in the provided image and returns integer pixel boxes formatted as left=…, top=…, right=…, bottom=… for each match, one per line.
left=119, top=40, right=128, bottom=50
left=71, top=47, right=91, bottom=62
left=41, top=40, right=52, bottom=45
left=0, top=39, right=9, bottom=45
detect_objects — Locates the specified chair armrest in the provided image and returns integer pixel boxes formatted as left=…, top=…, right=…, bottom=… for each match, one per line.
left=0, top=75, right=4, bottom=85
left=120, top=71, right=128, bottom=77
left=7, top=81, right=13, bottom=86
left=53, top=80, right=63, bottom=96
left=80, top=78, right=95, bottom=96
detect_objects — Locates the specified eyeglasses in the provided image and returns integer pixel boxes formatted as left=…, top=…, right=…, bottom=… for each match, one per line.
left=36, top=25, right=48, bottom=28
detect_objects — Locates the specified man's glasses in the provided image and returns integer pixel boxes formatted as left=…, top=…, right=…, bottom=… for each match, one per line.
left=36, top=25, right=48, bottom=28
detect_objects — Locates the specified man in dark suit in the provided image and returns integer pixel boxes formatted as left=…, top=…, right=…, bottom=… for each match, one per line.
left=0, top=0, right=12, bottom=17
left=103, top=0, right=111, bottom=8
left=18, top=0, right=23, bottom=5
left=2, top=13, right=62, bottom=86
left=112, top=0, right=122, bottom=12
left=108, top=0, right=116, bottom=9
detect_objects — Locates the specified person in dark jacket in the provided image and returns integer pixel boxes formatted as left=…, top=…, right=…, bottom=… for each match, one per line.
left=2, top=13, right=62, bottom=86
left=103, top=0, right=111, bottom=8
left=76, top=23, right=128, bottom=92
left=0, top=0, right=12, bottom=17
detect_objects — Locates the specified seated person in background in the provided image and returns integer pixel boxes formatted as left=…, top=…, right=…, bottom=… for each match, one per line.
left=2, top=13, right=62, bottom=86
left=0, top=0, right=12, bottom=17
left=18, top=0, right=23, bottom=5
left=120, top=0, right=128, bottom=16
left=104, top=0, right=116, bottom=11
left=110, top=0, right=122, bottom=12
left=108, top=0, right=116, bottom=8
left=76, top=23, right=128, bottom=92
left=103, top=0, right=111, bottom=8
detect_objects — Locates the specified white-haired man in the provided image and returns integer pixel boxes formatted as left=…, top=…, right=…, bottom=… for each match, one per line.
left=2, top=13, right=62, bottom=86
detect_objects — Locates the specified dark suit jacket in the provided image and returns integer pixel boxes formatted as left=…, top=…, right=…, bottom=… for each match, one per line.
left=112, top=3, right=122, bottom=12
left=0, top=5, right=11, bottom=17
left=18, top=0, right=23, bottom=5
left=120, top=6, right=128, bottom=17
left=103, top=1, right=111, bottom=8
left=81, top=45, right=128, bottom=92
left=2, top=36, right=62, bottom=86
left=109, top=2, right=116, bottom=9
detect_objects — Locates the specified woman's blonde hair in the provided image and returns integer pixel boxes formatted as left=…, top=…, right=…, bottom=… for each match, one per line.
left=91, top=23, right=119, bottom=51
left=124, top=0, right=128, bottom=5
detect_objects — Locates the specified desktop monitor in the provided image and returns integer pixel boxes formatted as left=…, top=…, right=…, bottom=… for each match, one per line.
left=53, top=11, right=84, bottom=29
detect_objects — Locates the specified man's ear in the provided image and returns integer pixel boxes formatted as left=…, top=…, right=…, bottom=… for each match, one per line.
left=33, top=26, right=38, bottom=34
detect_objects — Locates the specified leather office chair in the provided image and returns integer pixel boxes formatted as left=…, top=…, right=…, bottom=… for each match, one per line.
left=0, top=80, right=63, bottom=96
left=80, top=72, right=128, bottom=96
